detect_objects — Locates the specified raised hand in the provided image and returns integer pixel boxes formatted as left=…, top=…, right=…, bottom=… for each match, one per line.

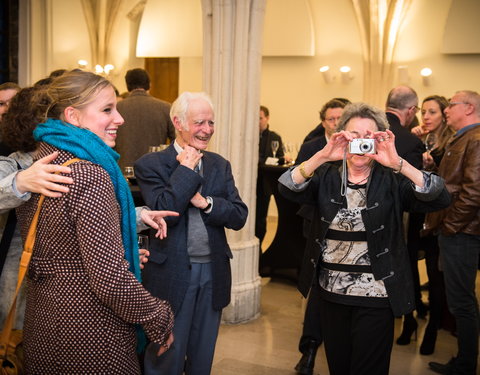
left=15, top=151, right=73, bottom=197
left=176, top=145, right=203, bottom=170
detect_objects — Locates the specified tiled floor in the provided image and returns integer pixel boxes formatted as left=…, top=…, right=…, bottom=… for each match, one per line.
left=212, top=216, right=479, bottom=375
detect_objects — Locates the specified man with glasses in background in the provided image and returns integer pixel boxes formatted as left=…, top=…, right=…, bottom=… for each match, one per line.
left=425, top=91, right=480, bottom=375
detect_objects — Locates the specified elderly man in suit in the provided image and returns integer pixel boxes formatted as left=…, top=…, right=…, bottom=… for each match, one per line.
left=135, top=91, right=248, bottom=375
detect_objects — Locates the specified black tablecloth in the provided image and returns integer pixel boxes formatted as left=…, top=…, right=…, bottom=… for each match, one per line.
left=259, top=165, right=306, bottom=281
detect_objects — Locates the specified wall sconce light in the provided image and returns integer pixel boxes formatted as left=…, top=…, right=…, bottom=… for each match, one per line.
left=397, top=65, right=410, bottom=84
left=77, top=59, right=88, bottom=69
left=420, top=67, right=433, bottom=86
left=339, top=66, right=353, bottom=83
left=319, top=65, right=334, bottom=84
left=78, top=60, right=115, bottom=76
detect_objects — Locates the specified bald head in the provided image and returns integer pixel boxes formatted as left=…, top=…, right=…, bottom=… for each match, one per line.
left=386, top=85, right=419, bottom=127
left=386, top=86, right=418, bottom=110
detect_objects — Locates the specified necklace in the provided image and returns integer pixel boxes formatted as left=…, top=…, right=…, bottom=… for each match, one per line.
left=348, top=175, right=369, bottom=185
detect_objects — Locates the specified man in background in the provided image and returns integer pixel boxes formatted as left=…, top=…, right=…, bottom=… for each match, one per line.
left=385, top=85, right=424, bottom=168
left=302, top=97, right=350, bottom=144
left=116, top=68, right=175, bottom=169
left=297, top=98, right=350, bottom=164
left=256, top=105, right=286, bottom=247
left=385, top=85, right=428, bottom=346
left=426, top=91, right=480, bottom=375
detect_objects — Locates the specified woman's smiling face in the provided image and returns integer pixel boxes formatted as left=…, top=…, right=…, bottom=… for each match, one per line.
left=70, top=85, right=124, bottom=148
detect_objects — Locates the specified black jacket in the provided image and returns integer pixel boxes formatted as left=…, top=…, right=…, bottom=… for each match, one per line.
left=279, top=163, right=450, bottom=316
left=259, top=127, right=284, bottom=164
left=386, top=112, right=425, bottom=169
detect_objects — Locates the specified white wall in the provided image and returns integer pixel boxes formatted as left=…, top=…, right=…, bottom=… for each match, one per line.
left=259, top=0, right=480, bottom=149
left=259, top=0, right=363, bottom=148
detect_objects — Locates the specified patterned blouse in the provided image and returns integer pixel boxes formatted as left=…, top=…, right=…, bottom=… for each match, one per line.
left=317, top=183, right=390, bottom=308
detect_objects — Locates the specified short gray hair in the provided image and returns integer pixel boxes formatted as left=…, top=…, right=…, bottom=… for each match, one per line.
left=170, top=92, right=214, bottom=129
left=386, top=85, right=418, bottom=110
left=457, top=90, right=480, bottom=116
left=336, top=102, right=389, bottom=132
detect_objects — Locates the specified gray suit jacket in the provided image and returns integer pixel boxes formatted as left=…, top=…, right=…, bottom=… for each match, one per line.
left=134, top=145, right=248, bottom=313
left=116, top=91, right=175, bottom=169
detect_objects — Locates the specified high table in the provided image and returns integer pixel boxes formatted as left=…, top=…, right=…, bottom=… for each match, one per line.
left=259, top=164, right=306, bottom=282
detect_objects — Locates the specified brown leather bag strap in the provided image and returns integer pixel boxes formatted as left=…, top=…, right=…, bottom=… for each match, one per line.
left=0, top=158, right=81, bottom=357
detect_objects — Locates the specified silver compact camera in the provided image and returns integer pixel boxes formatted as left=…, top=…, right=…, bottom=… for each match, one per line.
left=349, top=138, right=375, bottom=154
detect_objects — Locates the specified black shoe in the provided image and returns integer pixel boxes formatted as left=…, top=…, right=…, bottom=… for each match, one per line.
left=294, top=341, right=318, bottom=375
left=420, top=323, right=437, bottom=355
left=416, top=301, right=429, bottom=320
left=428, top=357, right=456, bottom=374
left=396, top=316, right=418, bottom=345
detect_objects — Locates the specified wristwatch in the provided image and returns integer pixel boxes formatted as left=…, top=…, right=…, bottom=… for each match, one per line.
left=203, top=196, right=213, bottom=212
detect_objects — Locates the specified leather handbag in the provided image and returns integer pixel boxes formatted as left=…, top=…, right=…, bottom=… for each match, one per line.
left=0, top=158, right=80, bottom=374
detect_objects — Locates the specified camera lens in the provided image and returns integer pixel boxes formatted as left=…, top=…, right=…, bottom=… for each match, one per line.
left=360, top=142, right=372, bottom=152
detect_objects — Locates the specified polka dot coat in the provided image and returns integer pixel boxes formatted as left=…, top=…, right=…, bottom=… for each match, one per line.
left=16, top=144, right=173, bottom=374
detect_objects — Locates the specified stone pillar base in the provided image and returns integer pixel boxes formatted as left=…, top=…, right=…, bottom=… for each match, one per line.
left=221, top=238, right=262, bottom=324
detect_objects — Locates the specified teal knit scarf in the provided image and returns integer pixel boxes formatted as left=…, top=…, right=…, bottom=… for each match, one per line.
left=34, top=118, right=141, bottom=280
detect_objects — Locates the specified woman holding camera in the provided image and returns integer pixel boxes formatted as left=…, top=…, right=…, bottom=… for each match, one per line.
left=279, top=103, right=450, bottom=375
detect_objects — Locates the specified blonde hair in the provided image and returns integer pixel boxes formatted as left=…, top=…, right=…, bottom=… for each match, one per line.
left=45, top=70, right=112, bottom=121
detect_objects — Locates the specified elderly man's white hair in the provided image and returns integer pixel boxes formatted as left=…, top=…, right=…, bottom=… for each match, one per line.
left=170, top=92, right=214, bottom=130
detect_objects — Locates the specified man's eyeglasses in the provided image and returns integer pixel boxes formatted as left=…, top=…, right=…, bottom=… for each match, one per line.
left=410, top=105, right=420, bottom=112
left=324, top=117, right=341, bottom=123
left=448, top=101, right=469, bottom=108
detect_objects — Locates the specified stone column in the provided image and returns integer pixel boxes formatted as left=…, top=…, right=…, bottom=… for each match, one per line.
left=201, top=0, right=266, bottom=323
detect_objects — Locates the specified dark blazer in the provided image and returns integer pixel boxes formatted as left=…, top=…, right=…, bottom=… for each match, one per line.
left=134, top=145, right=248, bottom=313
left=296, top=136, right=327, bottom=165
left=303, top=124, right=325, bottom=144
left=386, top=112, right=424, bottom=169
left=279, top=163, right=450, bottom=316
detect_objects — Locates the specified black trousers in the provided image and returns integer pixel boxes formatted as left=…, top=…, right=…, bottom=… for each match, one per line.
left=298, top=284, right=323, bottom=353
left=319, top=298, right=394, bottom=375
left=255, top=173, right=271, bottom=244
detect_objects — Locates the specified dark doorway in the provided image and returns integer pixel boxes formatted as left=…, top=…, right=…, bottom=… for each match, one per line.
left=0, top=0, right=18, bottom=83
left=144, top=57, right=179, bottom=103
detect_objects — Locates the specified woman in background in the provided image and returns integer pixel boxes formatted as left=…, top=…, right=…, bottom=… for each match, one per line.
left=3, top=71, right=174, bottom=374
left=410, top=95, right=455, bottom=355
left=411, top=95, right=454, bottom=171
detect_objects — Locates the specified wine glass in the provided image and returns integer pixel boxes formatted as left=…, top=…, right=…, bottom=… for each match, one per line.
left=124, top=166, right=135, bottom=179
left=138, top=234, right=149, bottom=250
left=424, top=133, right=437, bottom=152
left=138, top=234, right=149, bottom=268
left=271, top=140, right=279, bottom=158
left=148, top=146, right=162, bottom=153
